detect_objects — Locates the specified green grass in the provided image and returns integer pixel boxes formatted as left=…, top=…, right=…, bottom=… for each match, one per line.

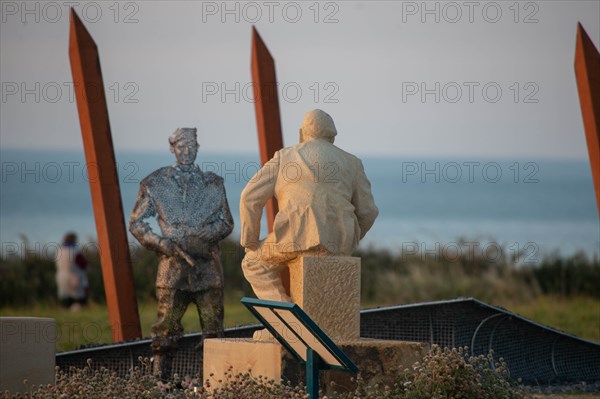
left=364, top=295, right=600, bottom=344
left=0, top=293, right=257, bottom=352
left=1, top=295, right=597, bottom=352
left=497, top=295, right=600, bottom=343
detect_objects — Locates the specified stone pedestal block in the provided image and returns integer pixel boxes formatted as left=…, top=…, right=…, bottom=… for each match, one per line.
left=0, top=317, right=56, bottom=393
left=289, top=256, right=361, bottom=341
left=203, top=338, right=284, bottom=384
left=204, top=338, right=428, bottom=395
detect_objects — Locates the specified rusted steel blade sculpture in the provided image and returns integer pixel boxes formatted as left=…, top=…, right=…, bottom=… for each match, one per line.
left=251, top=26, right=284, bottom=229
left=251, top=27, right=289, bottom=292
left=69, top=9, right=141, bottom=341
left=575, top=23, right=600, bottom=216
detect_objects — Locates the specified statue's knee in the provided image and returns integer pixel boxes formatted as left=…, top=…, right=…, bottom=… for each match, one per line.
left=242, top=253, right=267, bottom=276
left=151, top=334, right=180, bottom=353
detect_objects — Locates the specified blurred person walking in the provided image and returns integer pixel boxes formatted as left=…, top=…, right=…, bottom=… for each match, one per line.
left=55, top=232, right=89, bottom=311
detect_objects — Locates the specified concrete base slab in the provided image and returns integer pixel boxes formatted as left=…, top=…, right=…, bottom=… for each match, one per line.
left=0, top=317, right=56, bottom=393
left=204, top=338, right=428, bottom=394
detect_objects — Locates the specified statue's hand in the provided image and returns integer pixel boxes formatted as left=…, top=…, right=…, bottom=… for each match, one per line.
left=244, top=240, right=260, bottom=252
left=158, top=238, right=177, bottom=257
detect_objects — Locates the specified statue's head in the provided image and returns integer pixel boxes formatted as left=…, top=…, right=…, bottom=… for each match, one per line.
left=299, top=109, right=337, bottom=144
left=169, top=128, right=199, bottom=166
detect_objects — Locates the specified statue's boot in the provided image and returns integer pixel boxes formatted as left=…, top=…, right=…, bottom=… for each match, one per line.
left=152, top=351, right=173, bottom=382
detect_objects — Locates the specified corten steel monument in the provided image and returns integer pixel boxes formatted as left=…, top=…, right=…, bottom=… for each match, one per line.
left=574, top=23, right=600, bottom=215
left=68, top=9, right=141, bottom=341
left=251, top=26, right=284, bottom=229
left=250, top=27, right=289, bottom=291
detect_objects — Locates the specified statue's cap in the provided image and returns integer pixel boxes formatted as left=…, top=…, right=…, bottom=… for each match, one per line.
left=169, top=128, right=197, bottom=145
left=300, top=109, right=337, bottom=139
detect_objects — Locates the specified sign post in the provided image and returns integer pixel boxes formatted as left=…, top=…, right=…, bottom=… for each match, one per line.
left=241, top=297, right=358, bottom=398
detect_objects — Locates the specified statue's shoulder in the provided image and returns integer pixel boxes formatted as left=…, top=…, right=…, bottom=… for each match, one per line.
left=141, top=166, right=175, bottom=187
left=202, top=170, right=224, bottom=186
left=277, top=144, right=299, bottom=159
left=333, top=145, right=362, bottom=164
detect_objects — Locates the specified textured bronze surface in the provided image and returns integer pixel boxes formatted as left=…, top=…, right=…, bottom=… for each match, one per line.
left=575, top=23, right=600, bottom=215
left=68, top=9, right=141, bottom=341
left=129, top=128, right=233, bottom=379
left=250, top=27, right=289, bottom=292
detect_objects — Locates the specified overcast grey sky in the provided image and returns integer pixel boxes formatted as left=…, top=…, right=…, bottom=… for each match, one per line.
left=1, top=1, right=599, bottom=159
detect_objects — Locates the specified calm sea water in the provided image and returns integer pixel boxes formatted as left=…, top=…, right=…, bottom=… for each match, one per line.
left=1, top=149, right=598, bottom=262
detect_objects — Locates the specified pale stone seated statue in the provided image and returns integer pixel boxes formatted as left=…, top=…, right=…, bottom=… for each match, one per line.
left=240, top=109, right=379, bottom=339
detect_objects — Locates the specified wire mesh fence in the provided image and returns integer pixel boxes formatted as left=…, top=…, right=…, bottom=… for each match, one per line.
left=56, top=298, right=600, bottom=384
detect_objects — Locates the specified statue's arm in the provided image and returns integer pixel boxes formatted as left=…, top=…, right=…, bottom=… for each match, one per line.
left=203, top=181, right=234, bottom=243
left=239, top=153, right=279, bottom=248
left=129, top=183, right=167, bottom=253
left=352, top=160, right=379, bottom=239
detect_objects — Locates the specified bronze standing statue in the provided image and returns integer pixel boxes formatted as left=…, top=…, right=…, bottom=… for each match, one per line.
left=130, top=128, right=233, bottom=380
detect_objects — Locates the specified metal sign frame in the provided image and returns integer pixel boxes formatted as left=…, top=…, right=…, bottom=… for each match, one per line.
left=241, top=297, right=358, bottom=398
